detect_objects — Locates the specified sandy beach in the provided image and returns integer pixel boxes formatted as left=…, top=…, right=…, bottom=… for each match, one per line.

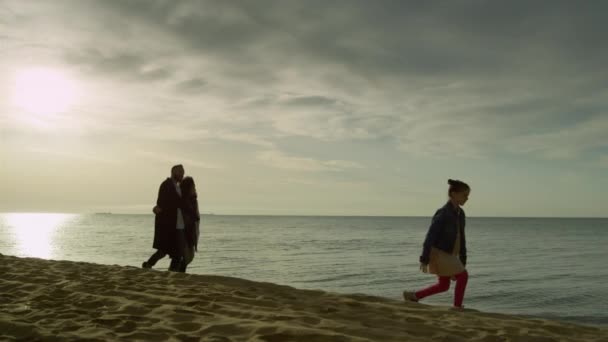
left=1, top=254, right=606, bottom=341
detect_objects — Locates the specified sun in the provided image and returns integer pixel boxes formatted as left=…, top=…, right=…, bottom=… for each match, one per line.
left=12, top=67, right=79, bottom=115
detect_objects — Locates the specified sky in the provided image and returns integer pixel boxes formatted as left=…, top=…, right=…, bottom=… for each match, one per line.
left=0, top=1, right=607, bottom=217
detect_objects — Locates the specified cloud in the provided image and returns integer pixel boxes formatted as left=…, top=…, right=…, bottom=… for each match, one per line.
left=598, top=155, right=608, bottom=168
left=217, top=132, right=275, bottom=148
left=256, top=149, right=364, bottom=172
left=175, top=78, right=207, bottom=93
left=64, top=49, right=174, bottom=82
left=26, top=147, right=121, bottom=164
left=282, top=95, right=339, bottom=108
left=3, top=0, right=607, bottom=160
left=506, top=115, right=608, bottom=159
left=136, top=150, right=222, bottom=169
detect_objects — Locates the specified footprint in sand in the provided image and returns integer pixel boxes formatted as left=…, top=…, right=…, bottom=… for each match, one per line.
left=319, top=306, right=338, bottom=313
left=117, top=304, right=153, bottom=316
left=174, top=334, right=204, bottom=342
left=259, top=332, right=351, bottom=342
left=172, top=322, right=203, bottom=333
left=298, top=316, right=322, bottom=325
left=92, top=317, right=123, bottom=326
left=202, top=335, right=233, bottom=342
left=114, top=320, right=138, bottom=333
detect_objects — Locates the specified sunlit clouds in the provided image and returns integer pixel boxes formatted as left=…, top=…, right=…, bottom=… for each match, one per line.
left=1, top=1, right=607, bottom=216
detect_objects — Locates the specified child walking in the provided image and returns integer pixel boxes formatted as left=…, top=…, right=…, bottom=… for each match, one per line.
left=404, top=179, right=470, bottom=309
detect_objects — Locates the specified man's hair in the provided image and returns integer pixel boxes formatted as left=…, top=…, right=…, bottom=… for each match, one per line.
left=171, top=164, right=184, bottom=172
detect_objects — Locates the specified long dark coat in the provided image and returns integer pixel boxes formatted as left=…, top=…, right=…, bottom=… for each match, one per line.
left=153, top=178, right=183, bottom=254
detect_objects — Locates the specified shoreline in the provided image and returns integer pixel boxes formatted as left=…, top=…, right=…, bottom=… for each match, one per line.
left=1, top=254, right=606, bottom=341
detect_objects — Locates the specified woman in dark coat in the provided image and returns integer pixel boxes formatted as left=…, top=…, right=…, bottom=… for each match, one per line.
left=178, top=176, right=200, bottom=273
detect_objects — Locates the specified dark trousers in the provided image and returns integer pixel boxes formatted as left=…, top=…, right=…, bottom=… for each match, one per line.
left=146, top=249, right=167, bottom=266
left=170, top=229, right=188, bottom=272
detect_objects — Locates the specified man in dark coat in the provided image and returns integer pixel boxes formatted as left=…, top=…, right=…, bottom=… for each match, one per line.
left=142, top=164, right=185, bottom=270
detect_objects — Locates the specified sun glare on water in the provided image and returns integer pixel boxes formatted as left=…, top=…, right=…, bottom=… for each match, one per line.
left=3, top=213, right=74, bottom=259
left=11, top=67, right=80, bottom=115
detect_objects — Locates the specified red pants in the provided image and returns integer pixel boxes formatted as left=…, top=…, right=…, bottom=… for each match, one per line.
left=415, top=271, right=468, bottom=307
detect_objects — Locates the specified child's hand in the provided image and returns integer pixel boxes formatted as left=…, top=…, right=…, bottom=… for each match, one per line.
left=419, top=263, right=428, bottom=273
left=153, top=206, right=162, bottom=215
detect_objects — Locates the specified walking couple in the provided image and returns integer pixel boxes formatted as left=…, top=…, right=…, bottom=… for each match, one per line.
left=143, top=164, right=200, bottom=273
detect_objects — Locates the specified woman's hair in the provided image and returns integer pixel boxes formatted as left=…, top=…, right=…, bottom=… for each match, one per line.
left=180, top=176, right=196, bottom=197
left=448, top=179, right=470, bottom=194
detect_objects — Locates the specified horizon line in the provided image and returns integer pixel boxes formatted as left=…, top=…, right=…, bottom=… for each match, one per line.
left=0, top=212, right=607, bottom=219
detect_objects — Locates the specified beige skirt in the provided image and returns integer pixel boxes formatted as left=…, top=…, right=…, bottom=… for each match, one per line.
left=428, top=247, right=465, bottom=277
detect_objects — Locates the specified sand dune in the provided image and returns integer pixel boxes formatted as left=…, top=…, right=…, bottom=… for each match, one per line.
left=0, top=254, right=606, bottom=341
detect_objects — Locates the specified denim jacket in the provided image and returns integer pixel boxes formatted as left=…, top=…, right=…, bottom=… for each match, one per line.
left=419, top=202, right=467, bottom=266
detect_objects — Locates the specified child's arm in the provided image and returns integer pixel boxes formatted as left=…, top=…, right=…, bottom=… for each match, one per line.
left=459, top=216, right=467, bottom=266
left=419, top=209, right=445, bottom=264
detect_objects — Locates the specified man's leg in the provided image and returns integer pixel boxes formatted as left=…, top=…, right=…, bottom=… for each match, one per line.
left=169, top=256, right=181, bottom=271
left=170, top=230, right=187, bottom=272
left=178, top=245, right=194, bottom=273
left=143, top=249, right=167, bottom=268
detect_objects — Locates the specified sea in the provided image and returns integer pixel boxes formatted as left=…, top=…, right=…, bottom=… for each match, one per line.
left=0, top=213, right=606, bottom=327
